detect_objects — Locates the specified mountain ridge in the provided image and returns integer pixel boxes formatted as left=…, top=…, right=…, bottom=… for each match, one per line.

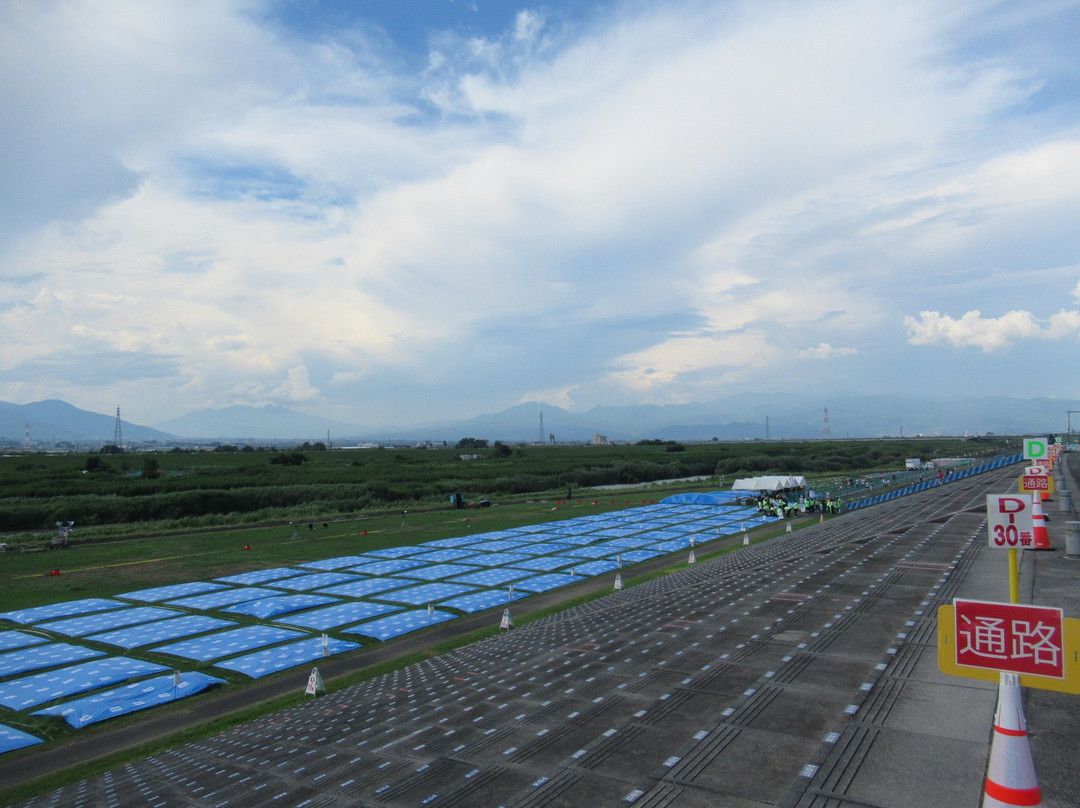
left=1, top=395, right=1073, bottom=446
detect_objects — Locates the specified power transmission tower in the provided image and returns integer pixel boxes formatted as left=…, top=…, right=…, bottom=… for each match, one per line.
left=823, top=406, right=831, bottom=438
left=539, top=411, right=544, bottom=445
left=113, top=406, right=123, bottom=449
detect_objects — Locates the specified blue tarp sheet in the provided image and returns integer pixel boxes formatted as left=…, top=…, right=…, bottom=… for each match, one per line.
left=601, top=537, right=654, bottom=549
left=457, top=538, right=531, bottom=552
left=438, top=590, right=528, bottom=614
left=374, top=582, right=477, bottom=606
left=616, top=549, right=662, bottom=564
left=417, top=536, right=481, bottom=549
left=0, top=657, right=168, bottom=710
left=345, top=609, right=457, bottom=641
left=0, top=631, right=48, bottom=652
left=265, top=572, right=359, bottom=591
left=222, top=594, right=340, bottom=620
left=116, top=582, right=229, bottom=602
left=39, top=606, right=180, bottom=638
left=507, top=555, right=575, bottom=572
left=562, top=545, right=619, bottom=559
left=0, top=642, right=104, bottom=678
left=345, top=558, right=426, bottom=576
left=363, top=546, right=428, bottom=559
left=273, top=601, right=400, bottom=631
left=297, top=555, right=374, bottom=571
left=569, top=559, right=621, bottom=576
left=400, top=563, right=479, bottom=581
left=0, top=724, right=42, bottom=756
left=0, top=598, right=125, bottom=625
left=154, top=626, right=305, bottom=662
left=215, top=568, right=306, bottom=585
left=315, top=579, right=412, bottom=599
left=659, top=492, right=734, bottom=505
left=33, top=672, right=227, bottom=728
left=447, top=568, right=532, bottom=587
left=214, top=637, right=361, bottom=678
left=89, top=615, right=237, bottom=649
left=460, top=552, right=534, bottom=568
left=166, top=587, right=277, bottom=610
left=410, top=548, right=480, bottom=563
left=512, top=573, right=576, bottom=593
left=512, top=541, right=573, bottom=554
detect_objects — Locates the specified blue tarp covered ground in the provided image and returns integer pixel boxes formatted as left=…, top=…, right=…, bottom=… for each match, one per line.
left=438, top=590, right=528, bottom=614
left=508, top=555, right=575, bottom=572
left=463, top=552, right=534, bottom=568
left=0, top=642, right=104, bottom=678
left=447, top=568, right=533, bottom=587
left=32, top=672, right=226, bottom=728
left=297, top=555, right=373, bottom=571
left=222, top=594, right=339, bottom=620
left=166, top=587, right=277, bottom=610
left=513, top=573, right=577, bottom=593
left=364, top=546, right=429, bottom=559
left=0, top=657, right=168, bottom=711
left=345, top=558, right=426, bottom=576
left=315, top=579, right=412, bottom=599
left=459, top=538, right=532, bottom=552
left=215, top=568, right=306, bottom=586
left=0, top=631, right=48, bottom=652
left=0, top=598, right=125, bottom=625
left=569, top=559, right=621, bottom=576
left=0, top=724, right=42, bottom=756
left=214, top=637, right=361, bottom=678
left=89, top=615, right=237, bottom=649
left=154, top=626, right=305, bottom=662
left=661, top=492, right=745, bottom=505
left=116, top=582, right=229, bottom=602
left=39, top=606, right=180, bottom=637
left=374, top=582, right=477, bottom=606
left=345, top=609, right=457, bottom=641
left=265, top=572, right=359, bottom=592
left=401, top=563, right=480, bottom=581
left=272, top=601, right=400, bottom=631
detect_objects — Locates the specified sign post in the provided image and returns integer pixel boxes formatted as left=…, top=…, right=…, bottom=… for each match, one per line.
left=987, top=494, right=1034, bottom=603
left=305, top=667, right=325, bottom=697
left=1023, top=438, right=1048, bottom=462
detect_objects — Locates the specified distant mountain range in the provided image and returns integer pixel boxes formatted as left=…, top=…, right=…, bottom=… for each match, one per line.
left=1, top=394, right=1075, bottom=447
left=0, top=399, right=173, bottom=445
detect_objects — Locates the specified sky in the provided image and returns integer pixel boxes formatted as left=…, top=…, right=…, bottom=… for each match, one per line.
left=2, top=0, right=1079, bottom=430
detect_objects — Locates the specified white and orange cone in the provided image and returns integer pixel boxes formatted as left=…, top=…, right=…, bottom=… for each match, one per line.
left=982, top=673, right=1042, bottom=807
left=1031, top=496, right=1054, bottom=551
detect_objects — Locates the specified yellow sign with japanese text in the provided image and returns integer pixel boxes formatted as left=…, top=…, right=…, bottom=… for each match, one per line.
left=938, top=604, right=1080, bottom=694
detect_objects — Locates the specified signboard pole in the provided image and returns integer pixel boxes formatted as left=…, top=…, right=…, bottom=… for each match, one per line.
left=1009, top=548, right=1019, bottom=604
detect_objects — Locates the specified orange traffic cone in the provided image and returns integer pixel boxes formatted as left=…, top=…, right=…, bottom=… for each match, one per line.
left=1031, top=496, right=1054, bottom=551
left=982, top=673, right=1042, bottom=807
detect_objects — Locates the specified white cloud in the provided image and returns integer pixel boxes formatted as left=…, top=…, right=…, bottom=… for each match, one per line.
left=2, top=0, right=1080, bottom=423
left=905, top=309, right=1080, bottom=350
left=272, top=365, right=321, bottom=402
left=516, top=385, right=578, bottom=410
left=796, top=343, right=859, bottom=359
left=606, top=330, right=781, bottom=398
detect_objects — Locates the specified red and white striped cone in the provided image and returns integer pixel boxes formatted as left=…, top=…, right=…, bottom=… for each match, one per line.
left=1030, top=495, right=1054, bottom=551
left=983, top=673, right=1043, bottom=807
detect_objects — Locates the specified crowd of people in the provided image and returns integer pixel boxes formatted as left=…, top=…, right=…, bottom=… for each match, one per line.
left=754, top=492, right=843, bottom=519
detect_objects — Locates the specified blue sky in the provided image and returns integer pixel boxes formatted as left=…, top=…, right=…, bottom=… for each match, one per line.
left=2, top=0, right=1079, bottom=429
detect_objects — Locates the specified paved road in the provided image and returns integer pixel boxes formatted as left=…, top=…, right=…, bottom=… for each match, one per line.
left=8, top=458, right=1080, bottom=807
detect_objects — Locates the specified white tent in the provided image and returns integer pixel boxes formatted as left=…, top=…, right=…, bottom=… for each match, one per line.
left=730, top=475, right=808, bottom=492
